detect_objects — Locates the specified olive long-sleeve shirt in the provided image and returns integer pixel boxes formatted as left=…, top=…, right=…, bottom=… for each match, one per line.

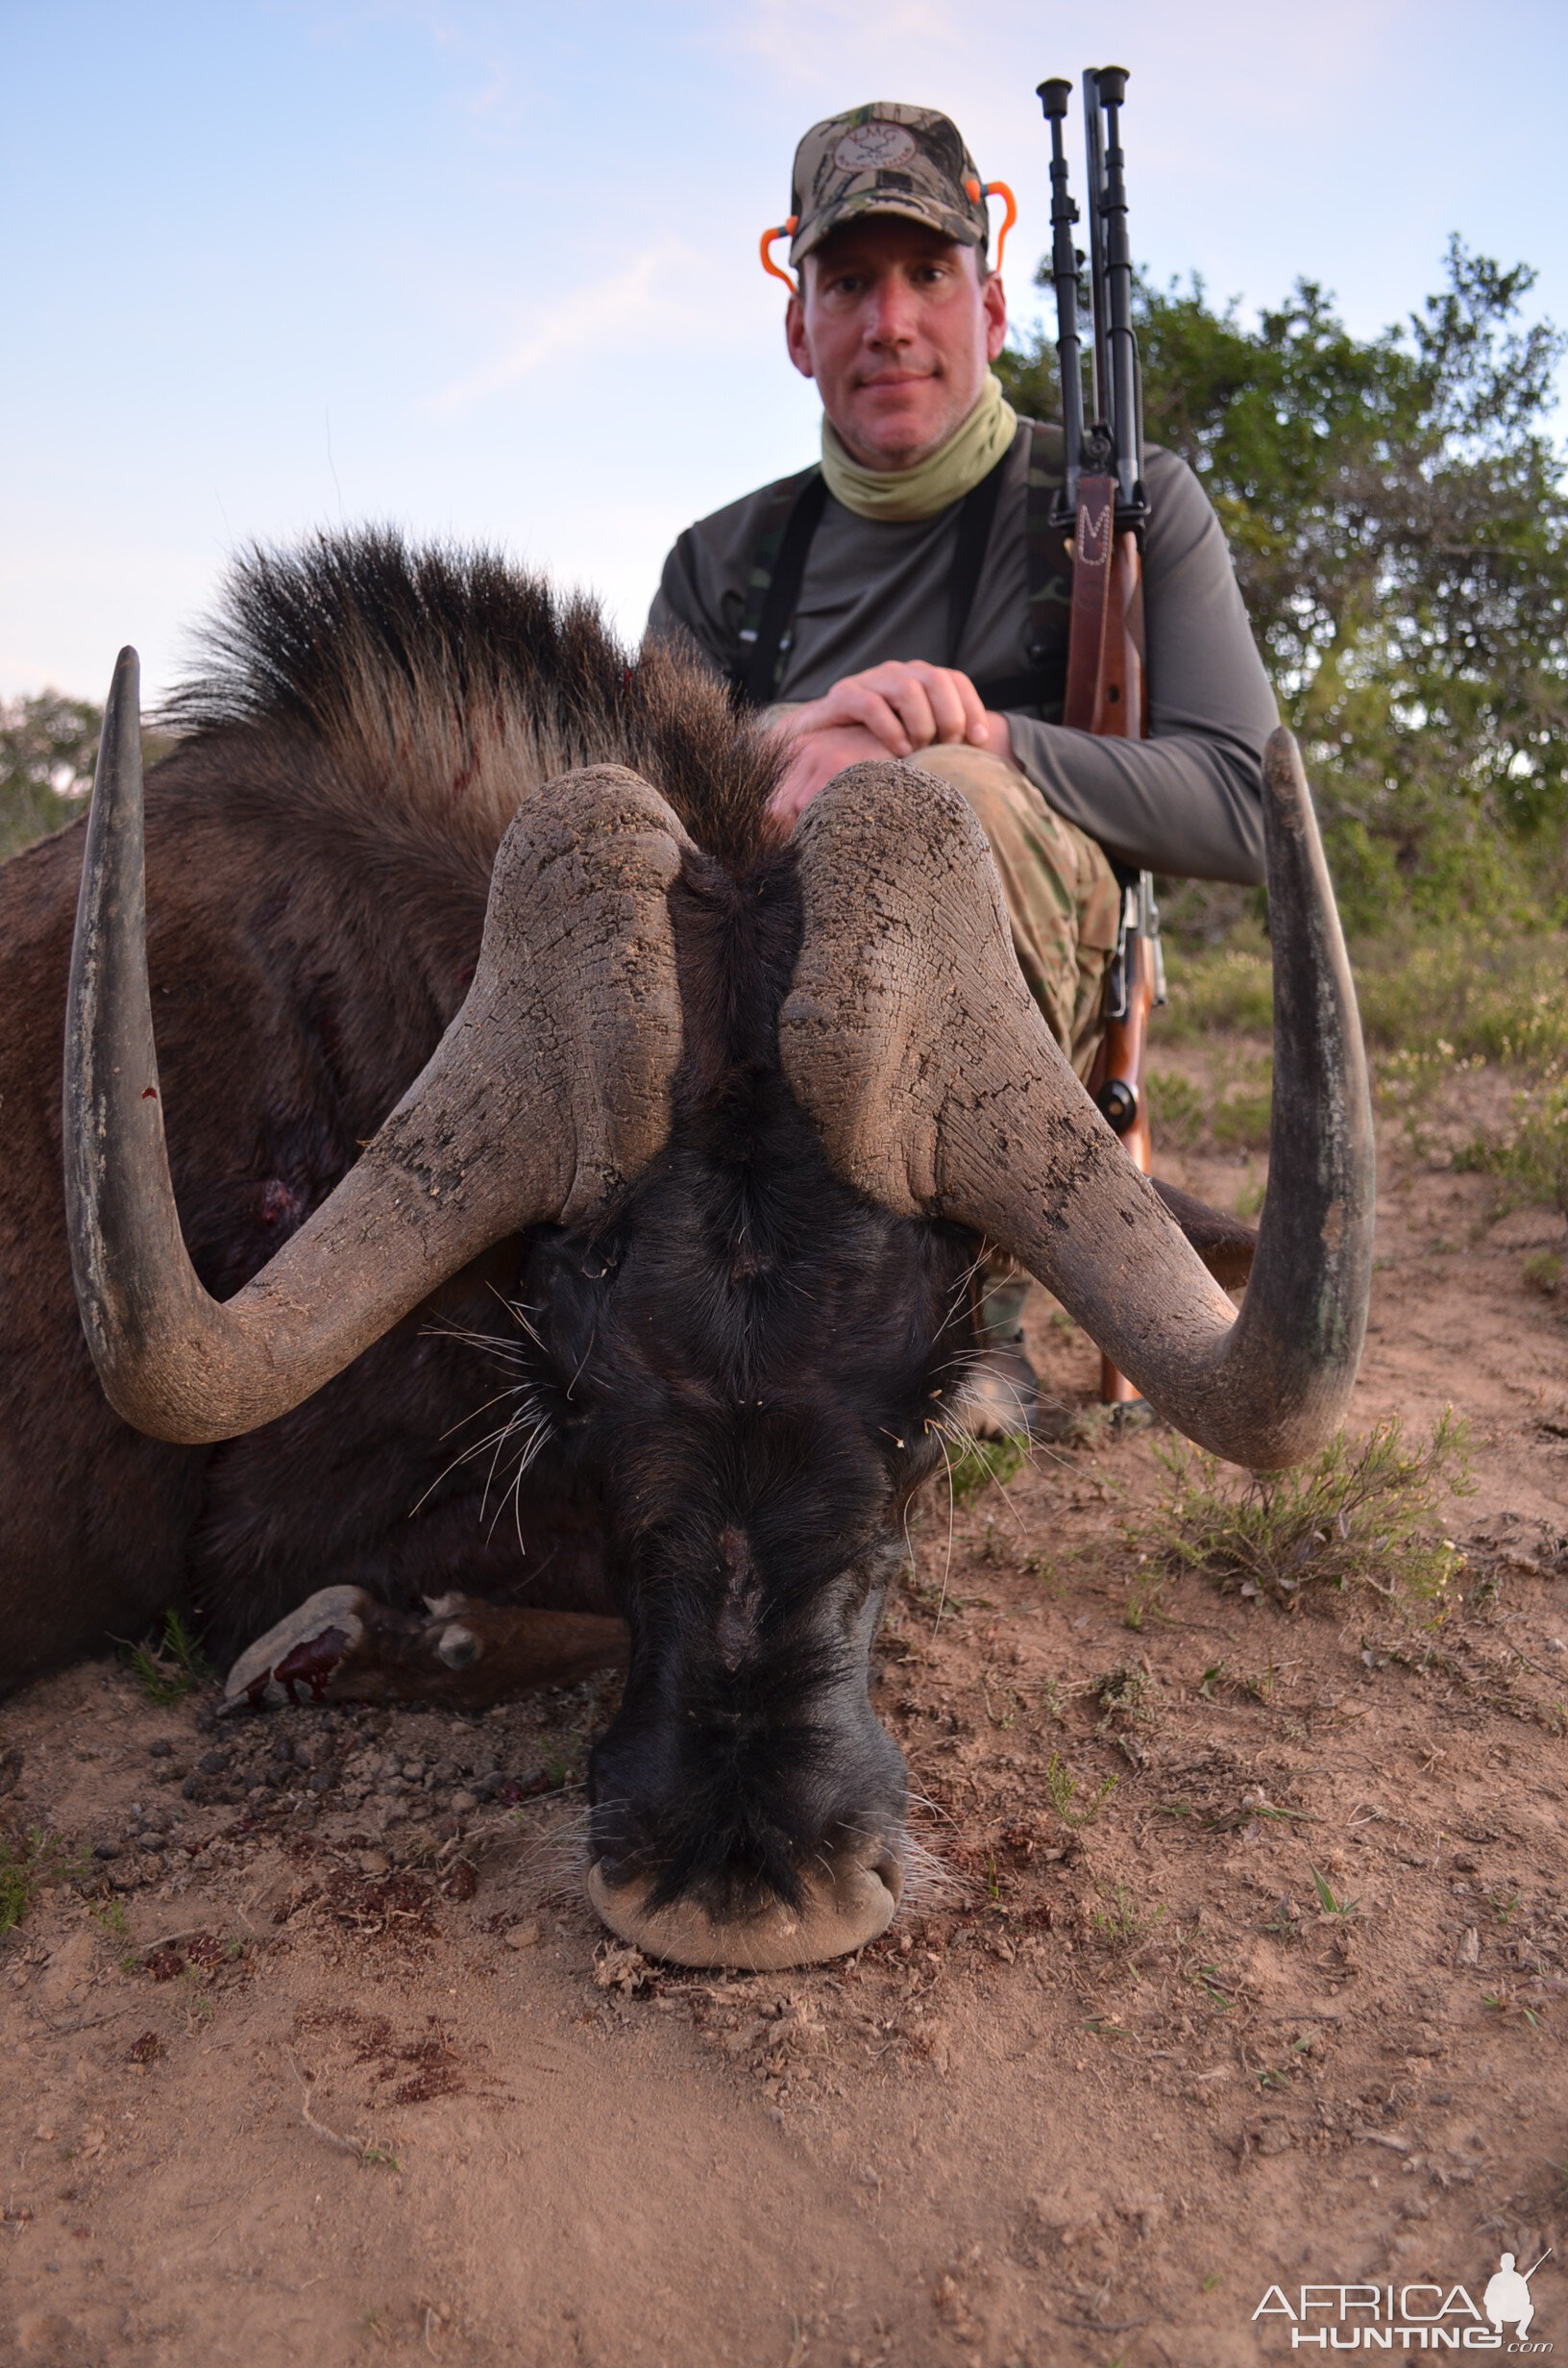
left=646, top=423, right=1279, bottom=883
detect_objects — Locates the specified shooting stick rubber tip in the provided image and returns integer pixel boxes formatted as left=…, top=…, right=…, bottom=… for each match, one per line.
left=1095, top=65, right=1130, bottom=104
left=1037, top=77, right=1072, bottom=116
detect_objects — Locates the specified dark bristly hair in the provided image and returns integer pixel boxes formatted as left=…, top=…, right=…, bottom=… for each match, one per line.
left=159, top=527, right=783, bottom=869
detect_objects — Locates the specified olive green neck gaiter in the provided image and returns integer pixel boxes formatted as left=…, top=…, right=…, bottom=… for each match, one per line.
left=820, top=372, right=1017, bottom=523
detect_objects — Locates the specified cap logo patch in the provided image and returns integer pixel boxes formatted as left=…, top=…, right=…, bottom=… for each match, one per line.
left=833, top=122, right=917, bottom=171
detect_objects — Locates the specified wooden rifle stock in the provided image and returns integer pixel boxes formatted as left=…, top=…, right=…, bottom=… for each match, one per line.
left=1062, top=481, right=1160, bottom=1404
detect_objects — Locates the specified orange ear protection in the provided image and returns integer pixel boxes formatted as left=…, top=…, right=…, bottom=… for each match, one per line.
left=760, top=217, right=799, bottom=292
left=965, top=179, right=1017, bottom=270
left=758, top=182, right=1018, bottom=291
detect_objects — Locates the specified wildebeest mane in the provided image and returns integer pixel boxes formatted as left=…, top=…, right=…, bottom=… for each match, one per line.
left=158, top=527, right=781, bottom=868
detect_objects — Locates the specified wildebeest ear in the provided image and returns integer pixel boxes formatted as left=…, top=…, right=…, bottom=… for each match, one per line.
left=779, top=744, right=1373, bottom=1471
left=64, top=665, right=692, bottom=1446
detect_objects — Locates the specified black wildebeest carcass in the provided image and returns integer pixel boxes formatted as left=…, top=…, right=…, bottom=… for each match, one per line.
left=2, top=533, right=1373, bottom=1968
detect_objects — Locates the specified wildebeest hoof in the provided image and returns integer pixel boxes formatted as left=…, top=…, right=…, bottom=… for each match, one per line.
left=435, top=1622, right=483, bottom=1669
left=222, top=1586, right=372, bottom=1712
left=226, top=1589, right=627, bottom=1714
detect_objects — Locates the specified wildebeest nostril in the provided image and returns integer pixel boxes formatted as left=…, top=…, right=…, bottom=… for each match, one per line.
left=870, top=1851, right=904, bottom=1907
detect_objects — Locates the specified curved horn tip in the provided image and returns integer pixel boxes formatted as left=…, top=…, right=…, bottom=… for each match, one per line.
left=1261, top=725, right=1313, bottom=815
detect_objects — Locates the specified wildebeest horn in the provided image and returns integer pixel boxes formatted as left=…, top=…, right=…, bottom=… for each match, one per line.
left=779, top=731, right=1374, bottom=1469
left=64, top=649, right=691, bottom=1445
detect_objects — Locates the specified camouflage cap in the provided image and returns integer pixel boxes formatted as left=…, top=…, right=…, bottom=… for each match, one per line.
left=789, top=103, right=988, bottom=265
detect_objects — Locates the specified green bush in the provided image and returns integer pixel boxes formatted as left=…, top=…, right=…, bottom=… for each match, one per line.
left=1354, top=925, right=1568, bottom=1065
left=1211, top=1082, right=1274, bottom=1152
left=1156, top=943, right=1275, bottom=1042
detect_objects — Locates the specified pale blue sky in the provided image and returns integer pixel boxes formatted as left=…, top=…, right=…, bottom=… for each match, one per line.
left=5, top=0, right=1566, bottom=703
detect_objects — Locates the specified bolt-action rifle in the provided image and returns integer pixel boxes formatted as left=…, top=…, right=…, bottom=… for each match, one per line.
left=1038, top=66, right=1166, bottom=1406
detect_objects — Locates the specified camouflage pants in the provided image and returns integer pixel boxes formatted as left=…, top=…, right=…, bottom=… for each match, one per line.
left=907, top=745, right=1120, bottom=1080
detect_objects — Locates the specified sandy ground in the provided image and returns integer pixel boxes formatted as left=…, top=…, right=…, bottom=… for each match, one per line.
left=3, top=1048, right=1567, bottom=2368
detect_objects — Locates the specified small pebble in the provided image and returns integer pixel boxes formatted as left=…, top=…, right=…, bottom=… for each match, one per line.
left=357, top=1850, right=391, bottom=1877
left=306, top=1769, right=333, bottom=1795
left=505, top=1921, right=541, bottom=1950
left=148, top=1739, right=174, bottom=1759
left=135, top=1836, right=164, bottom=1856
left=449, top=1789, right=478, bottom=1813
left=199, top=1750, right=229, bottom=1775
left=92, top=1841, right=121, bottom=1862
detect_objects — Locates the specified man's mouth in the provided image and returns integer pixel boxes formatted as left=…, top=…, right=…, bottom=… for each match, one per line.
left=852, top=368, right=939, bottom=392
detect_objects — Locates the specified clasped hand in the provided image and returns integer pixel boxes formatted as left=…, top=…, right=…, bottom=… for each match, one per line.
left=766, top=660, right=1012, bottom=828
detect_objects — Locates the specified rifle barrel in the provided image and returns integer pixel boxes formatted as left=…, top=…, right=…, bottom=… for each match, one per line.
left=1037, top=78, right=1085, bottom=515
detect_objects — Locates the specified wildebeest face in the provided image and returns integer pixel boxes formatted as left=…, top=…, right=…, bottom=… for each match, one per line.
left=518, top=1026, right=981, bottom=1967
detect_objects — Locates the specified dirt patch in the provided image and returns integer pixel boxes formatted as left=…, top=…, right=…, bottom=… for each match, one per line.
left=2, top=1076, right=1566, bottom=2365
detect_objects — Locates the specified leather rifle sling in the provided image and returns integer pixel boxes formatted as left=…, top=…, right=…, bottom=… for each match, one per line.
left=735, top=450, right=1017, bottom=705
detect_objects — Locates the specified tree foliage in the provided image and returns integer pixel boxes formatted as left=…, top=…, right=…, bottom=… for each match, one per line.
left=0, top=690, right=100, bottom=862
left=997, top=239, right=1568, bottom=926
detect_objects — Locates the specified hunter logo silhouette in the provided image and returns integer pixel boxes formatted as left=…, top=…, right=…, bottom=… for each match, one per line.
left=1484, top=2249, right=1551, bottom=2338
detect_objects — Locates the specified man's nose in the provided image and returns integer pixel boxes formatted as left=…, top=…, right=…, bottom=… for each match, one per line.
left=864, top=278, right=919, bottom=347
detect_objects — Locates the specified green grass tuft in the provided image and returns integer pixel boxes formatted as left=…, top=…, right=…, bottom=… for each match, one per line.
left=1456, top=1071, right=1568, bottom=1211
left=945, top=1433, right=1027, bottom=1509
left=0, top=1827, right=87, bottom=1934
left=1044, top=1751, right=1118, bottom=1829
left=1138, top=1412, right=1473, bottom=1610
left=127, top=1608, right=215, bottom=1701
left=1308, top=1862, right=1360, bottom=1917
left=1525, top=1247, right=1563, bottom=1295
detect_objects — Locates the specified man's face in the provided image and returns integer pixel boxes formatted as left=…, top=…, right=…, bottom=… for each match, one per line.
left=785, top=216, right=1008, bottom=472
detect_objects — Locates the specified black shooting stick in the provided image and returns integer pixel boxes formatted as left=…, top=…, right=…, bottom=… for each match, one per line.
left=1038, top=67, right=1146, bottom=529
left=1090, top=67, right=1143, bottom=520
left=1037, top=77, right=1085, bottom=517
left=1079, top=71, right=1112, bottom=434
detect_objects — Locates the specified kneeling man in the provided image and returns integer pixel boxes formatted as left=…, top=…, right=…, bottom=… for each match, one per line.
left=648, top=103, right=1278, bottom=1426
